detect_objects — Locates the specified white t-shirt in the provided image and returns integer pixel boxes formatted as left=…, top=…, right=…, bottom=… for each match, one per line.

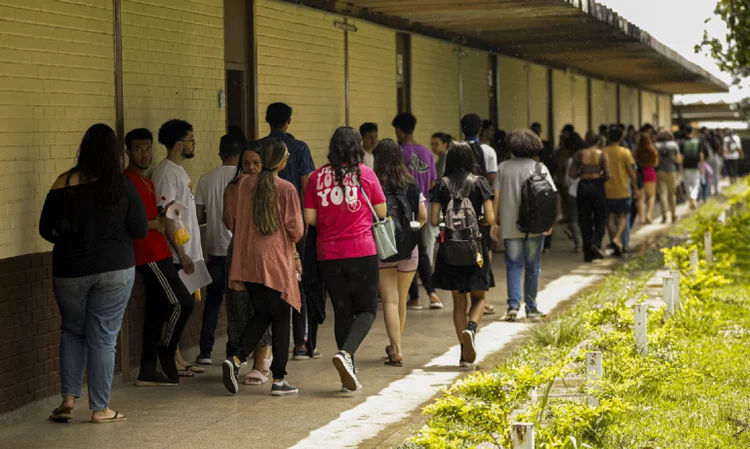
left=195, top=165, right=236, bottom=256
left=363, top=151, right=375, bottom=169
left=481, top=143, right=498, bottom=175
left=151, top=159, right=204, bottom=263
left=723, top=135, right=742, bottom=160
left=497, top=158, right=556, bottom=240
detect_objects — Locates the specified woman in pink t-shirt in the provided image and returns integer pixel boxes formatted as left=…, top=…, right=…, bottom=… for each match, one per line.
left=303, top=127, right=386, bottom=392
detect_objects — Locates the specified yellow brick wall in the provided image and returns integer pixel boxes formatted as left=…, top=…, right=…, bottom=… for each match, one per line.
left=498, top=55, right=528, bottom=132
left=572, top=73, right=588, bottom=135
left=122, top=0, right=225, bottom=184
left=551, top=69, right=572, bottom=146
left=657, top=94, right=672, bottom=129
left=0, top=0, right=114, bottom=258
left=256, top=0, right=345, bottom=166
left=641, top=90, right=659, bottom=127
left=461, top=49, right=489, bottom=121
left=528, top=63, right=549, bottom=135
left=411, top=35, right=460, bottom=145
left=619, top=85, right=640, bottom=127
left=349, top=20, right=397, bottom=142
left=590, top=79, right=617, bottom=129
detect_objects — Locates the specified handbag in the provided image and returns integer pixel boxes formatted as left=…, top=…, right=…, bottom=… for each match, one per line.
left=355, top=176, right=398, bottom=260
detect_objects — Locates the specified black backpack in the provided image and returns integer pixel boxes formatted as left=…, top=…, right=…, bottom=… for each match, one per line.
left=517, top=163, right=557, bottom=236
left=439, top=176, right=483, bottom=267
left=467, top=140, right=489, bottom=179
left=382, top=187, right=419, bottom=262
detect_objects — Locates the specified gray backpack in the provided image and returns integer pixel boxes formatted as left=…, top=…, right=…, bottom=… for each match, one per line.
left=439, top=176, right=482, bottom=267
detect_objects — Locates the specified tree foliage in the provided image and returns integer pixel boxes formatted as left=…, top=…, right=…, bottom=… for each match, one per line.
left=696, top=0, right=750, bottom=84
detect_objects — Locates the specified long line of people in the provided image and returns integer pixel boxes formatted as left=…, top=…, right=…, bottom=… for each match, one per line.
left=41, top=102, right=743, bottom=422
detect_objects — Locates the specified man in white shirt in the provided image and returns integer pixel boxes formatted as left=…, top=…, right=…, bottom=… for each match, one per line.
left=359, top=122, right=379, bottom=169
left=461, top=114, right=499, bottom=315
left=193, top=133, right=243, bottom=365
left=152, top=119, right=204, bottom=273
left=722, top=128, right=744, bottom=184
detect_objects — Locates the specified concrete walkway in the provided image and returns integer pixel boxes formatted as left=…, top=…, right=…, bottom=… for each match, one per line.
left=0, top=204, right=689, bottom=449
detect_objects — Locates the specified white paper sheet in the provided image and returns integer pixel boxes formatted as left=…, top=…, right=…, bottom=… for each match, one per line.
left=178, top=259, right=212, bottom=294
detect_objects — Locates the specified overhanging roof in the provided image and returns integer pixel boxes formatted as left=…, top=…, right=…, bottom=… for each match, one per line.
left=283, top=0, right=728, bottom=94
left=673, top=102, right=741, bottom=122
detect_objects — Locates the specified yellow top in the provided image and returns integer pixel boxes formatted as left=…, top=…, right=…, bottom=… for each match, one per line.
left=602, top=145, right=635, bottom=200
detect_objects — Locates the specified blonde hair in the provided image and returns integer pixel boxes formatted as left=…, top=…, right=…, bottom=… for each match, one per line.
left=253, top=138, right=287, bottom=235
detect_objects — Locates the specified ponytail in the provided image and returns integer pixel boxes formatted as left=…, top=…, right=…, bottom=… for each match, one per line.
left=253, top=138, right=287, bottom=235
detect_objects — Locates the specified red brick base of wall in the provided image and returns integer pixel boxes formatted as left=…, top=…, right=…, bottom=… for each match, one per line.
left=0, top=252, right=226, bottom=415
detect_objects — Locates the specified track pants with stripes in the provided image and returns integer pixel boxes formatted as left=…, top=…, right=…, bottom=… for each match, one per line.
left=137, top=258, right=195, bottom=370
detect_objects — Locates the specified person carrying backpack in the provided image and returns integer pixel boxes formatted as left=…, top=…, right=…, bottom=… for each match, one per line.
left=679, top=125, right=709, bottom=209
left=461, top=113, right=500, bottom=316
left=373, top=139, right=427, bottom=367
left=430, top=142, right=496, bottom=369
left=494, top=129, right=556, bottom=321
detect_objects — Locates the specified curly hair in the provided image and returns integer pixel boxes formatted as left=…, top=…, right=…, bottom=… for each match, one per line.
left=327, top=127, right=364, bottom=185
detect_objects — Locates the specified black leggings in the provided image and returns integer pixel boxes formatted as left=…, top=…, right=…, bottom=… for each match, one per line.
left=577, top=179, right=607, bottom=252
left=319, top=255, right=379, bottom=356
left=236, top=283, right=291, bottom=380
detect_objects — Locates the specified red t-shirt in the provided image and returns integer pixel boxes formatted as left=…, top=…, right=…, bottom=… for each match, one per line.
left=124, top=169, right=173, bottom=266
left=303, top=164, right=386, bottom=261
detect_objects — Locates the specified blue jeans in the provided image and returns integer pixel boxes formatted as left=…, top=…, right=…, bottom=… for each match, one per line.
left=201, top=255, right=227, bottom=353
left=504, top=236, right=545, bottom=311
left=54, top=267, right=134, bottom=411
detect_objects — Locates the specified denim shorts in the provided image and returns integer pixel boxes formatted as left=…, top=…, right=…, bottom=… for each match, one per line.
left=608, top=198, right=632, bottom=214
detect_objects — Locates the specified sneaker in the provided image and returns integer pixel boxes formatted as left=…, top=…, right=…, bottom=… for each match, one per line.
left=461, top=329, right=477, bottom=364
left=310, top=349, right=322, bottom=359
left=293, top=347, right=311, bottom=360
left=196, top=351, right=212, bottom=365
left=222, top=358, right=241, bottom=394
left=504, top=308, right=520, bottom=322
left=271, top=380, right=299, bottom=396
left=526, top=309, right=546, bottom=320
left=407, top=299, right=423, bottom=310
left=332, top=351, right=359, bottom=392
left=459, top=356, right=473, bottom=369
left=135, top=371, right=178, bottom=387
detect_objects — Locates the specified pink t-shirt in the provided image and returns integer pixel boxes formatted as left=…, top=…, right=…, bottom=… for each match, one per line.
left=304, top=164, right=386, bottom=261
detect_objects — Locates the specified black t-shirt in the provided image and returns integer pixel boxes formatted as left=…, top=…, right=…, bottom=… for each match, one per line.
left=430, top=175, right=494, bottom=219
left=679, top=138, right=710, bottom=169
left=39, top=176, right=148, bottom=278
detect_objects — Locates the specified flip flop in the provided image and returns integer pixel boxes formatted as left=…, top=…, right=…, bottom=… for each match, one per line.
left=384, top=356, right=404, bottom=367
left=177, top=369, right=194, bottom=378
left=91, top=411, right=127, bottom=424
left=184, top=364, right=205, bottom=374
left=385, top=345, right=392, bottom=358
left=49, top=408, right=73, bottom=422
left=483, top=305, right=496, bottom=315
left=243, top=369, right=268, bottom=385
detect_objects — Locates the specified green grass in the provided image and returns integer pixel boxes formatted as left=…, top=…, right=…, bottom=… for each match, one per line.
left=403, top=181, right=750, bottom=449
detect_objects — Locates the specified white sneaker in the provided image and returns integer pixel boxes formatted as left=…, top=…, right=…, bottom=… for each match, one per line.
left=332, top=351, right=360, bottom=392
left=461, top=329, right=477, bottom=364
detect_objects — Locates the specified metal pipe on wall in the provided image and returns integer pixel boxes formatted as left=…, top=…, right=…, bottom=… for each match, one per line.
left=334, top=18, right=357, bottom=126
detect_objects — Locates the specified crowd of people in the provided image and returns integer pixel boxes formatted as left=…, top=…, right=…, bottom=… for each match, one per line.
left=40, top=101, right=743, bottom=422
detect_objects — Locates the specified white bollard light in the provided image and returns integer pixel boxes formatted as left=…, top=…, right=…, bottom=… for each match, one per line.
left=511, top=423, right=535, bottom=449
left=662, top=276, right=675, bottom=319
left=719, top=211, right=727, bottom=224
left=634, top=304, right=648, bottom=356
left=670, top=270, right=682, bottom=311
left=690, top=248, right=699, bottom=271
left=586, top=351, right=603, bottom=406
left=704, top=232, right=713, bottom=266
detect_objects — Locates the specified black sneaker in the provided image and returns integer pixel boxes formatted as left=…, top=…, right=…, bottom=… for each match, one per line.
left=293, top=347, right=311, bottom=361
left=504, top=308, right=520, bottom=322
left=271, top=380, right=299, bottom=396
left=196, top=351, right=212, bottom=365
left=135, top=370, right=178, bottom=387
left=332, top=351, right=359, bottom=391
left=222, top=358, right=241, bottom=394
left=526, top=308, right=546, bottom=320
left=461, top=329, right=477, bottom=364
